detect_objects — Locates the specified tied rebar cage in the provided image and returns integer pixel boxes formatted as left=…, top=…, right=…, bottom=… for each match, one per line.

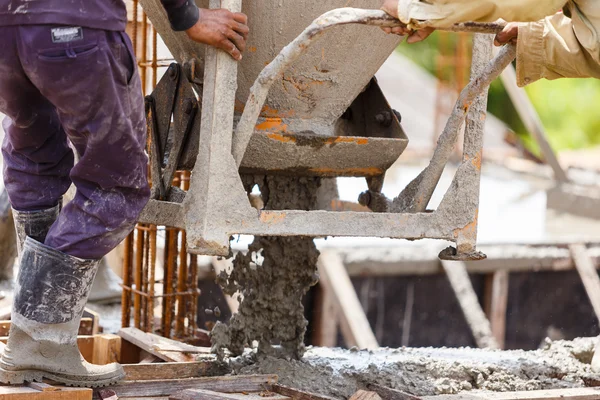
left=121, top=1, right=199, bottom=340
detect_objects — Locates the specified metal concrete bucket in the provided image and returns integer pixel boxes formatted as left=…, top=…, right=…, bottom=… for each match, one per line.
left=229, top=1, right=408, bottom=177
left=235, top=1, right=401, bottom=130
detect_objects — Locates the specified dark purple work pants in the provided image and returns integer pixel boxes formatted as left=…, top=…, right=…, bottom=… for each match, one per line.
left=0, top=26, right=150, bottom=260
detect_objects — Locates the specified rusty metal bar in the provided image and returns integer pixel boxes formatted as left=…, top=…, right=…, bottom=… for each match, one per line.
left=147, top=225, right=157, bottom=332
left=189, top=252, right=199, bottom=335
left=121, top=233, right=134, bottom=328
left=176, top=229, right=188, bottom=334
left=132, top=0, right=139, bottom=56
left=141, top=12, right=148, bottom=95
left=121, top=285, right=200, bottom=298
left=133, top=226, right=145, bottom=327
left=141, top=225, right=151, bottom=330
left=152, top=27, right=158, bottom=88
left=163, top=228, right=178, bottom=338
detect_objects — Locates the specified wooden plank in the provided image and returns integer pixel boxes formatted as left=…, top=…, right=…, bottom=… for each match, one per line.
left=28, top=382, right=59, bottom=392
left=83, top=308, right=101, bottom=335
left=273, top=384, right=337, bottom=400
left=139, top=351, right=161, bottom=364
left=570, top=244, right=600, bottom=322
left=212, top=258, right=241, bottom=314
left=0, top=320, right=10, bottom=336
left=104, top=375, right=278, bottom=398
left=318, top=251, right=378, bottom=350
left=78, top=336, right=96, bottom=363
left=499, top=62, right=568, bottom=183
left=123, top=361, right=220, bottom=381
left=92, top=334, right=122, bottom=365
left=170, top=389, right=289, bottom=400
left=118, top=327, right=210, bottom=363
left=350, top=390, right=383, bottom=400
left=0, top=386, right=92, bottom=400
left=343, top=245, right=600, bottom=277
left=422, top=387, right=600, bottom=400
left=367, top=384, right=421, bottom=400
left=441, top=261, right=498, bottom=349
left=311, top=282, right=339, bottom=348
left=0, top=318, right=94, bottom=336
left=483, top=271, right=509, bottom=349
left=97, top=389, right=118, bottom=400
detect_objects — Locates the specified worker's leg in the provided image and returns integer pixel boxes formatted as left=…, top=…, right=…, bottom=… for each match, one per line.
left=0, top=25, right=144, bottom=387
left=0, top=28, right=74, bottom=213
left=18, top=26, right=150, bottom=260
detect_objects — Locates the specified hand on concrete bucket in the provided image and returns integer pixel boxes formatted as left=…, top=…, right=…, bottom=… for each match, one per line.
left=186, top=8, right=249, bottom=61
left=494, top=22, right=519, bottom=46
left=380, top=0, right=434, bottom=43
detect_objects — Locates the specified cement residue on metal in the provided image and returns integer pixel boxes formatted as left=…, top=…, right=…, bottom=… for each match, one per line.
left=212, top=176, right=321, bottom=360
left=230, top=338, right=600, bottom=399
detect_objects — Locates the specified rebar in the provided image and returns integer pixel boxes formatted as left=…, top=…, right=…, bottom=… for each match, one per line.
left=124, top=10, right=199, bottom=341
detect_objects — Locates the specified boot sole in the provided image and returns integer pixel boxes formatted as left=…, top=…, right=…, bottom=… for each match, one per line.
left=0, top=367, right=125, bottom=388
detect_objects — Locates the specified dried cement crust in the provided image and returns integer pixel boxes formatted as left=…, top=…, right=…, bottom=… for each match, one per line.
left=212, top=176, right=321, bottom=360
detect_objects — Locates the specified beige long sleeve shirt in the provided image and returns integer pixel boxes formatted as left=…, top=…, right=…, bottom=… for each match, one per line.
left=397, top=0, right=600, bottom=86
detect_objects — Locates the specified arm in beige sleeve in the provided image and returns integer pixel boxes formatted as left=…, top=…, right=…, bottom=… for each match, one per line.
left=516, top=2, right=600, bottom=86
left=397, top=0, right=567, bottom=28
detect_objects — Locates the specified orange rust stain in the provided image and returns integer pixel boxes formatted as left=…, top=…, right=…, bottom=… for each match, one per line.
left=256, top=118, right=288, bottom=133
left=260, top=212, right=287, bottom=225
left=260, top=104, right=296, bottom=119
left=266, top=132, right=296, bottom=143
left=333, top=137, right=369, bottom=145
left=453, top=210, right=479, bottom=240
left=309, top=167, right=383, bottom=176
left=471, top=151, right=483, bottom=170
left=248, top=46, right=257, bottom=53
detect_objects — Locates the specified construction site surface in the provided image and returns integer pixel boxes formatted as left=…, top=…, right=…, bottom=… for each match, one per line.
left=3, top=0, right=600, bottom=400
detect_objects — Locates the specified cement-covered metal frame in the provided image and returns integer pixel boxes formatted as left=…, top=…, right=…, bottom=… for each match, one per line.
left=138, top=5, right=515, bottom=260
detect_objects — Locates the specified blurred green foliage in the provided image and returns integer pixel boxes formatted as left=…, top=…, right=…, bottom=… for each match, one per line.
left=397, top=31, right=600, bottom=153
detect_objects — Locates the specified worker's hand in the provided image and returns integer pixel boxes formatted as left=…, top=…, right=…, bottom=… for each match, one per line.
left=185, top=8, right=249, bottom=61
left=380, top=0, right=435, bottom=44
left=494, top=22, right=519, bottom=47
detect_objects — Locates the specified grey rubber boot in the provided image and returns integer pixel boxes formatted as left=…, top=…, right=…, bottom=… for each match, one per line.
left=13, top=203, right=122, bottom=304
left=0, top=238, right=125, bottom=387
left=12, top=204, right=60, bottom=255
left=592, top=337, right=600, bottom=373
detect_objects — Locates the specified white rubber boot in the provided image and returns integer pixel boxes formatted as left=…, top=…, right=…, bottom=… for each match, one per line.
left=592, top=336, right=600, bottom=373
left=0, top=238, right=125, bottom=387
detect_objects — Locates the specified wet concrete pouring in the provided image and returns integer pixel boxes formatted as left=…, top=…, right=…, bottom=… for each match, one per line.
left=212, top=176, right=321, bottom=360
left=206, top=175, right=600, bottom=399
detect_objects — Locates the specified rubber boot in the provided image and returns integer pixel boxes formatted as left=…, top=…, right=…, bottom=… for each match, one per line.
left=0, top=238, right=125, bottom=387
left=592, top=336, right=600, bottom=373
left=12, top=204, right=60, bottom=255
left=12, top=203, right=121, bottom=303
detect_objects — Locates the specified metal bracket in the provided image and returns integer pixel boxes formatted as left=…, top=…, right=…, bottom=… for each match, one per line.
left=144, top=63, right=199, bottom=201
